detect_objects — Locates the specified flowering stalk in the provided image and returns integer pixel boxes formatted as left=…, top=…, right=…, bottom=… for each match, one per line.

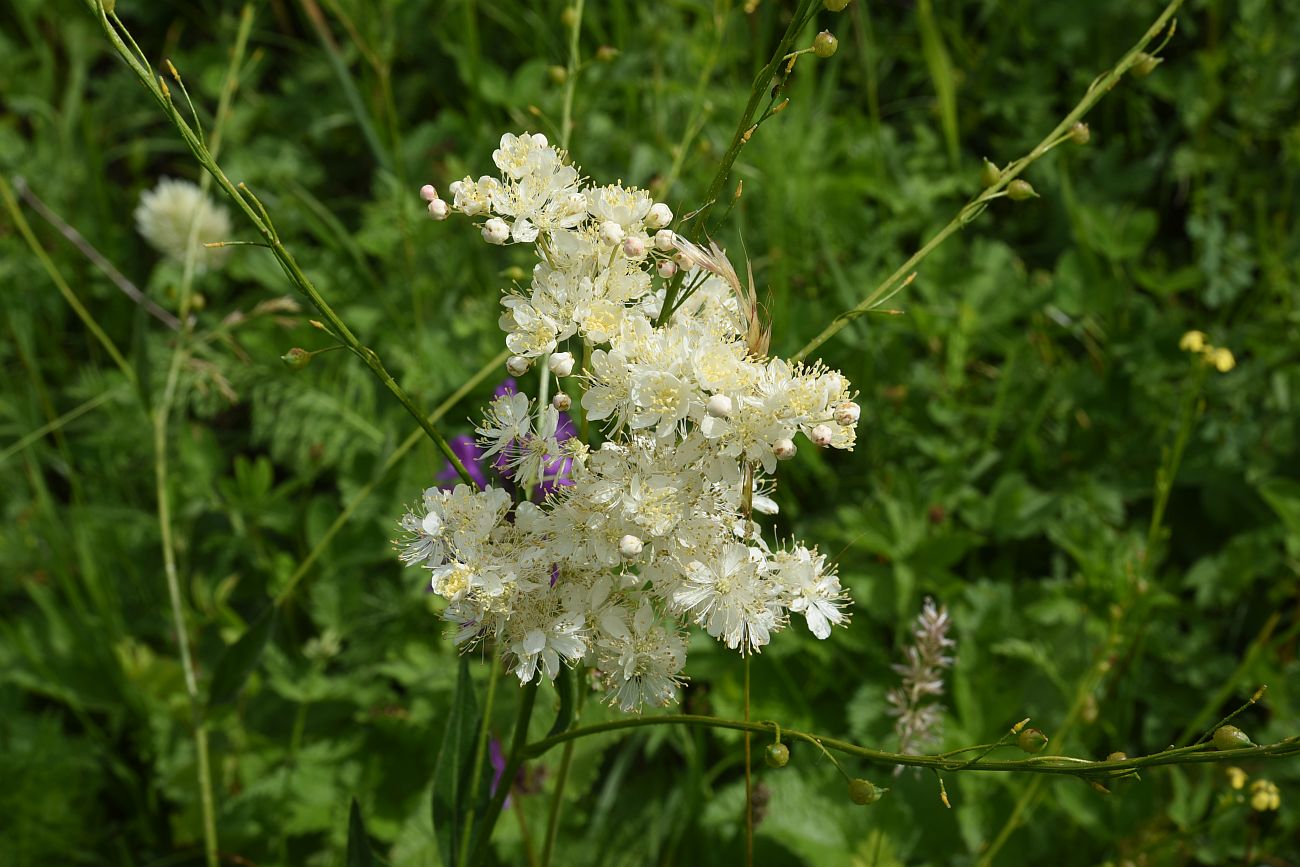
left=887, top=597, right=955, bottom=755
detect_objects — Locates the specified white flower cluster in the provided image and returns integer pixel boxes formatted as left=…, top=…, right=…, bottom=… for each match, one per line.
left=400, top=133, right=859, bottom=712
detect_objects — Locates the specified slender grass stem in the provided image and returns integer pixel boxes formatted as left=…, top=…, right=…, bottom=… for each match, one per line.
left=539, top=740, right=574, bottom=867
left=471, top=683, right=539, bottom=866
left=559, top=0, right=584, bottom=152
left=459, top=656, right=504, bottom=867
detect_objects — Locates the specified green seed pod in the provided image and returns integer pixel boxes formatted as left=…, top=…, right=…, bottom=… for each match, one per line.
left=980, top=158, right=1001, bottom=189
left=595, top=45, right=619, bottom=63
left=1212, top=725, right=1253, bottom=751
left=813, top=31, right=839, bottom=59
left=1069, top=122, right=1091, bottom=145
left=824, top=0, right=853, bottom=10
left=1131, top=52, right=1160, bottom=77
left=281, top=348, right=312, bottom=370
left=765, top=743, right=790, bottom=768
left=848, top=778, right=880, bottom=805
left=548, top=65, right=568, bottom=85
left=1007, top=179, right=1038, bottom=201
left=1017, top=727, right=1049, bottom=754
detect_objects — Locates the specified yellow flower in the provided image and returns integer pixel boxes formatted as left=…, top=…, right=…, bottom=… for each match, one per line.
left=1225, top=766, right=1248, bottom=790
left=1209, top=347, right=1236, bottom=373
left=1250, top=779, right=1280, bottom=812
left=1179, top=330, right=1207, bottom=353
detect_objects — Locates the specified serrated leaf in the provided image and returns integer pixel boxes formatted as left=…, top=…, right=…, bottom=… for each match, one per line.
left=431, top=657, right=479, bottom=867
left=207, top=604, right=275, bottom=707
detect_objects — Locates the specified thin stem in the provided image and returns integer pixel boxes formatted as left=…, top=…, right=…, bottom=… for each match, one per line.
left=559, top=0, right=584, bottom=152
left=0, top=386, right=126, bottom=466
left=794, top=0, right=1188, bottom=363
left=471, top=684, right=539, bottom=866
left=743, top=655, right=753, bottom=867
left=540, top=740, right=575, bottom=867
left=458, top=655, right=503, bottom=867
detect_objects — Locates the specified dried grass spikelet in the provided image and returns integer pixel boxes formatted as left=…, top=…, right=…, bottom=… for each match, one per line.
left=670, top=235, right=771, bottom=357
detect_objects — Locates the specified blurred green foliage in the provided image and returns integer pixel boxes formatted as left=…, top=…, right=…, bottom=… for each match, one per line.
left=2, top=0, right=1299, bottom=864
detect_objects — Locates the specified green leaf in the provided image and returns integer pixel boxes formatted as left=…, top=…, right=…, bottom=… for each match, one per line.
left=347, top=797, right=377, bottom=867
left=207, top=604, right=275, bottom=707
left=431, top=657, right=479, bottom=867
left=917, top=0, right=959, bottom=166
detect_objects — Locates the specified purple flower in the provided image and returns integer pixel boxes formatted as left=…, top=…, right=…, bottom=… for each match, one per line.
left=436, top=435, right=489, bottom=490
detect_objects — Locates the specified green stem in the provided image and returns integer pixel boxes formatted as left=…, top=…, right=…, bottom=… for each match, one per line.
left=540, top=740, right=575, bottom=867
left=793, top=0, right=1188, bottom=363
left=471, top=683, right=539, bottom=866
left=743, top=655, right=753, bottom=867
left=458, top=656, right=503, bottom=867
left=559, top=0, right=585, bottom=152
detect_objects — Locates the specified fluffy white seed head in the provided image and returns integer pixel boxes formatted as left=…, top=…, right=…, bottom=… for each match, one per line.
left=134, top=178, right=232, bottom=272
left=622, top=235, right=647, bottom=259
left=552, top=392, right=572, bottom=411
left=549, top=351, right=575, bottom=377
left=598, top=220, right=626, bottom=246
left=810, top=424, right=834, bottom=447
left=419, top=184, right=438, bottom=202
left=657, top=259, right=678, bottom=279
left=654, top=229, right=676, bottom=252
left=773, top=438, right=798, bottom=460
left=427, top=198, right=450, bottom=220
left=646, top=203, right=673, bottom=229
left=482, top=217, right=510, bottom=245
left=834, top=401, right=860, bottom=427
left=619, top=534, right=644, bottom=559
left=706, top=394, right=733, bottom=419
left=506, top=355, right=531, bottom=376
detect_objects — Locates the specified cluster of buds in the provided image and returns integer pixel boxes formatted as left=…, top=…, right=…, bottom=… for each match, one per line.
left=1179, top=330, right=1236, bottom=372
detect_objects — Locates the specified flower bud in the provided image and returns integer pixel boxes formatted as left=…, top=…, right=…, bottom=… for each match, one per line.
left=1069, top=122, right=1091, bottom=145
left=833, top=401, right=860, bottom=427
left=810, top=423, right=834, bottom=447
left=773, top=438, right=797, bottom=461
left=654, top=229, right=677, bottom=251
left=824, top=0, right=852, bottom=10
left=619, top=534, right=643, bottom=559
left=1017, top=727, right=1049, bottom=754
left=673, top=252, right=691, bottom=269
left=598, top=220, right=625, bottom=246
left=622, top=235, right=647, bottom=259
left=595, top=45, right=619, bottom=63
left=657, top=259, right=678, bottom=279
left=482, top=217, right=510, bottom=245
left=560, top=6, right=578, bottom=28
left=1178, top=330, right=1207, bottom=353
left=548, top=65, right=568, bottom=85
left=1209, top=347, right=1235, bottom=373
left=281, top=347, right=312, bottom=370
left=847, top=779, right=880, bottom=805
left=706, top=394, right=733, bottom=419
left=980, top=158, right=1001, bottom=189
left=813, top=30, right=839, bottom=58
left=549, top=351, right=575, bottom=377
left=506, top=355, right=531, bottom=376
left=1131, top=52, right=1160, bottom=77
left=646, top=203, right=674, bottom=229
left=1212, top=725, right=1252, bottom=751
left=552, top=392, right=572, bottom=411
left=764, top=743, right=790, bottom=768
left=1007, top=179, right=1037, bottom=201
left=427, top=198, right=449, bottom=221
left=419, top=184, right=438, bottom=202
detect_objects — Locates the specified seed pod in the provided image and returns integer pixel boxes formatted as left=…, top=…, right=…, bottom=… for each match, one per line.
left=848, top=778, right=880, bottom=805
left=1212, top=725, right=1253, bottom=751
left=281, top=347, right=312, bottom=370
left=979, top=158, right=1001, bottom=189
left=1069, top=122, right=1091, bottom=145
left=1007, top=179, right=1038, bottom=201
left=1017, top=727, right=1049, bottom=754
left=1132, top=52, right=1160, bottom=77
left=813, top=30, right=839, bottom=58
left=764, top=743, right=790, bottom=768
left=548, top=65, right=568, bottom=85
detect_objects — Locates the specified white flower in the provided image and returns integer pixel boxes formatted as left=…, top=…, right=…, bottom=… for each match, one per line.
left=706, top=394, right=733, bottom=419
left=596, top=599, right=687, bottom=711
left=598, top=220, right=626, bottom=246
left=674, top=543, right=782, bottom=654
left=476, top=391, right=533, bottom=458
left=134, top=178, right=232, bottom=271
left=774, top=546, right=849, bottom=640
left=586, top=184, right=653, bottom=230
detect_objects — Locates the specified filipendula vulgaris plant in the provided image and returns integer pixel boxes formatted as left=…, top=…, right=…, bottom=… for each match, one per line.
left=396, top=132, right=857, bottom=711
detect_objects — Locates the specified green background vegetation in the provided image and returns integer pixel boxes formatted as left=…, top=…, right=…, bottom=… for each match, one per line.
left=2, top=0, right=1299, bottom=864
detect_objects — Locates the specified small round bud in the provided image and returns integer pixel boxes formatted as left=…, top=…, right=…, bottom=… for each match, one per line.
left=672, top=252, right=691, bottom=269
left=810, top=423, right=834, bottom=447
left=1069, top=122, right=1091, bottom=145
left=813, top=30, right=839, bottom=58
left=549, top=351, right=575, bottom=377
left=833, top=401, right=860, bottom=427
left=657, top=259, right=678, bottom=279
left=619, top=534, right=643, bottom=559
left=419, top=184, right=438, bottom=202
left=773, top=438, right=797, bottom=461
left=552, top=392, right=572, bottom=412
left=506, top=355, right=531, bottom=376
left=706, top=394, right=733, bottom=419
left=1017, top=727, right=1049, bottom=754
left=847, top=779, right=880, bottom=805
left=646, top=203, right=674, bottom=229
left=189, top=292, right=206, bottom=311
left=764, top=743, right=790, bottom=768
left=598, top=220, right=625, bottom=246
left=560, top=6, right=578, bottom=28
left=482, top=217, right=510, bottom=245
left=548, top=65, right=568, bottom=85
left=622, top=235, right=647, bottom=259
left=1007, top=179, right=1038, bottom=201
left=281, top=347, right=312, bottom=370
left=1132, top=52, right=1160, bottom=77
left=1106, top=751, right=1128, bottom=762
left=980, top=158, right=1001, bottom=189
left=1212, top=725, right=1253, bottom=751
left=1178, top=330, right=1207, bottom=353
left=824, top=0, right=852, bottom=10
left=1209, top=347, right=1235, bottom=373
left=595, top=45, right=619, bottom=63
left=654, top=229, right=676, bottom=252
left=427, top=198, right=450, bottom=221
